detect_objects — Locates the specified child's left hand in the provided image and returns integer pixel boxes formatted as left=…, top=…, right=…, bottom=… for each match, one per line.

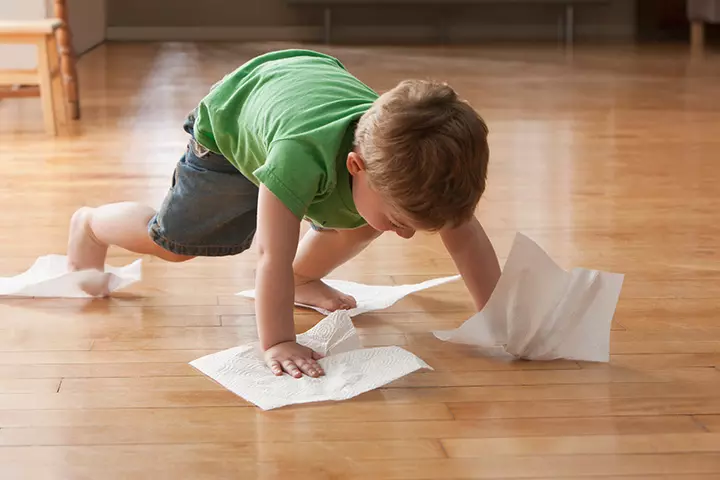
left=264, top=340, right=325, bottom=378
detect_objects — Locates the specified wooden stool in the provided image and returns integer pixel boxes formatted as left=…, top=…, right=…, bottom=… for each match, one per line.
left=0, top=19, right=69, bottom=135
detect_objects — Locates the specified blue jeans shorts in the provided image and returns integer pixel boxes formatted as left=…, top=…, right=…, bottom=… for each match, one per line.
left=148, top=113, right=259, bottom=257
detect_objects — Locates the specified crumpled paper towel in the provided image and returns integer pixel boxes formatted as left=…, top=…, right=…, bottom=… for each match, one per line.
left=190, top=310, right=431, bottom=410
left=433, top=233, right=624, bottom=362
left=237, top=275, right=461, bottom=316
left=0, top=255, right=142, bottom=298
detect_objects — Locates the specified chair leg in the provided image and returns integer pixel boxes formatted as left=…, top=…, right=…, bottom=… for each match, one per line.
left=47, top=35, right=69, bottom=128
left=691, top=21, right=705, bottom=55
left=57, top=21, right=80, bottom=119
left=324, top=7, right=332, bottom=45
left=36, top=36, right=58, bottom=136
left=565, top=3, right=575, bottom=49
left=54, top=0, right=80, bottom=119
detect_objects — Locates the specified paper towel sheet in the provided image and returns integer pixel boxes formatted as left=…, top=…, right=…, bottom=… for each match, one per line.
left=190, top=310, right=431, bottom=410
left=237, top=275, right=461, bottom=316
left=0, top=255, right=142, bottom=298
left=434, top=233, right=624, bottom=362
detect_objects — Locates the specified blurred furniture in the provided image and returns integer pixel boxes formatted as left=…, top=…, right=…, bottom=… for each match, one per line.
left=688, top=0, right=720, bottom=51
left=53, top=0, right=80, bottom=120
left=0, top=19, right=68, bottom=135
left=287, top=0, right=609, bottom=46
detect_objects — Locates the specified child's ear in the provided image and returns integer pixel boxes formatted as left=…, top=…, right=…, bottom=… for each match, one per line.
left=347, top=151, right=366, bottom=176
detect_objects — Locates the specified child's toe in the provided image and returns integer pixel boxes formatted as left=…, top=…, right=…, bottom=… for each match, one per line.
left=327, top=298, right=347, bottom=311
left=341, top=294, right=357, bottom=309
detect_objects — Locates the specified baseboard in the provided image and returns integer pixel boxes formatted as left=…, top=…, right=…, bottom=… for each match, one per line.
left=335, top=24, right=635, bottom=42
left=107, top=26, right=324, bottom=42
left=106, top=24, right=634, bottom=43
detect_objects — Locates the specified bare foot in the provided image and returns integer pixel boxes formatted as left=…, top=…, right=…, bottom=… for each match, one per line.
left=67, top=207, right=108, bottom=272
left=294, top=279, right=357, bottom=312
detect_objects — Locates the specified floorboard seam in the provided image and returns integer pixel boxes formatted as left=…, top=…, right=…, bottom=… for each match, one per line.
left=691, top=415, right=711, bottom=432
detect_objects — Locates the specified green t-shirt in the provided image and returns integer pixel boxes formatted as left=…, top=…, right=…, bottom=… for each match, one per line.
left=193, top=49, right=379, bottom=230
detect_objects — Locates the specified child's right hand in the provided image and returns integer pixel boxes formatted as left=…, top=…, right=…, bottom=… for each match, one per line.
left=264, top=341, right=325, bottom=378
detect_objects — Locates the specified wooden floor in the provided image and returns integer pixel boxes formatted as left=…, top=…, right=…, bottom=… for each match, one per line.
left=1, top=41, right=720, bottom=479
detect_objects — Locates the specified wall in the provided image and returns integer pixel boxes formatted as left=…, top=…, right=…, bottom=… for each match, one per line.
left=106, top=0, right=636, bottom=42
left=65, top=0, right=106, bottom=54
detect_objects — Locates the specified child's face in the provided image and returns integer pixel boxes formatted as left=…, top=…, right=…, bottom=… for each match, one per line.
left=347, top=152, right=416, bottom=239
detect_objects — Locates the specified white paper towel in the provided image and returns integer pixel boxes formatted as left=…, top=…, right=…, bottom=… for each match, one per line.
left=237, top=275, right=461, bottom=316
left=0, top=255, right=142, bottom=298
left=433, top=233, right=624, bottom=362
left=190, top=310, right=431, bottom=410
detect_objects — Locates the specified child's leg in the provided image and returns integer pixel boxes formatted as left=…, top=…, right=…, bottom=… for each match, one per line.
left=68, top=203, right=193, bottom=271
left=293, top=224, right=382, bottom=311
left=68, top=111, right=259, bottom=273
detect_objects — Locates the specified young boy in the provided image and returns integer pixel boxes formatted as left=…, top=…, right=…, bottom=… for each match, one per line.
left=67, top=49, right=501, bottom=379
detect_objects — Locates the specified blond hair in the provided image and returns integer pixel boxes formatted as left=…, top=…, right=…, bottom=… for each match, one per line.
left=355, top=80, right=489, bottom=231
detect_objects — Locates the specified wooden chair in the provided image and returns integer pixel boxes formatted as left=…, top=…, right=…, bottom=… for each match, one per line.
left=0, top=19, right=68, bottom=135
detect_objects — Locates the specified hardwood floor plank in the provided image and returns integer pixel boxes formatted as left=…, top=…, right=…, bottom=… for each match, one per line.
left=59, top=376, right=223, bottom=392
left=51, top=376, right=719, bottom=402
left=0, top=314, right=222, bottom=330
left=375, top=382, right=720, bottom=403
left=386, top=367, right=718, bottom=388
left=0, top=338, right=94, bottom=352
left=0, top=378, right=61, bottom=394
left=610, top=341, right=720, bottom=355
left=694, top=416, right=720, bottom=432
left=0, top=350, right=217, bottom=365
left=410, top=355, right=581, bottom=372
left=0, top=390, right=451, bottom=418
left=0, top=414, right=702, bottom=445
left=0, top=363, right=195, bottom=379
left=2, top=462, right=718, bottom=480
left=611, top=330, right=720, bottom=342
left=0, top=294, right=223, bottom=309
left=0, top=440, right=444, bottom=467
left=0, top=391, right=247, bottom=410
left=333, top=454, right=720, bottom=479
left=0, top=450, right=258, bottom=480
left=449, top=397, right=720, bottom=420
left=442, top=433, right=720, bottom=457
left=588, top=354, right=720, bottom=370
left=450, top=476, right=720, bottom=480
left=89, top=326, right=259, bottom=351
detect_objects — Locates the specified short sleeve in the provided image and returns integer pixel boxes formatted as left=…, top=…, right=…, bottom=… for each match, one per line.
left=253, top=139, right=328, bottom=220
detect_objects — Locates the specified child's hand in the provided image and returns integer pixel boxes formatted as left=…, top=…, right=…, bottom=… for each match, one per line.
left=264, top=341, right=325, bottom=378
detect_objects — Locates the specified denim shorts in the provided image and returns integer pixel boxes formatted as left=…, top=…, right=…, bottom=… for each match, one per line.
left=148, top=113, right=259, bottom=257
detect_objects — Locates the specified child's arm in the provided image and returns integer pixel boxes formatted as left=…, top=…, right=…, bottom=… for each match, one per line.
left=440, top=217, right=501, bottom=311
left=255, top=184, right=324, bottom=378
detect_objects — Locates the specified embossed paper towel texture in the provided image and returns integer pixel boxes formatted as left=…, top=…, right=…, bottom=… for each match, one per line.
left=191, top=310, right=431, bottom=410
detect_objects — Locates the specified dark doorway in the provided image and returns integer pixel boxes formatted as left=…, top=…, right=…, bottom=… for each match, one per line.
left=636, top=0, right=719, bottom=43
